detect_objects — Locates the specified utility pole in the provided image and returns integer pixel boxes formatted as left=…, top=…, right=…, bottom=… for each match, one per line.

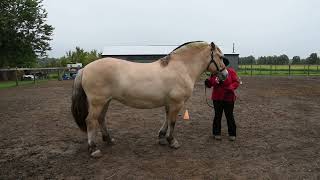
left=232, top=43, right=235, bottom=53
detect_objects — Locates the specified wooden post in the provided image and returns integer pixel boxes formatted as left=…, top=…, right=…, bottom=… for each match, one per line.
left=289, top=64, right=291, bottom=76
left=260, top=65, right=262, bottom=75
left=250, top=61, right=253, bottom=76
left=308, top=65, right=310, bottom=76
left=33, top=72, right=36, bottom=84
left=15, top=67, right=18, bottom=86
left=270, top=64, right=272, bottom=75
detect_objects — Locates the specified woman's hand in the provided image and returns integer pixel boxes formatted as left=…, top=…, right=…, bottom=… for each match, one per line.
left=215, top=77, right=220, bottom=84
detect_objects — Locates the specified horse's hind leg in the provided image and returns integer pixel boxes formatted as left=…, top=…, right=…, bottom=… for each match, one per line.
left=86, top=100, right=105, bottom=158
left=158, top=106, right=169, bottom=145
left=98, top=99, right=115, bottom=145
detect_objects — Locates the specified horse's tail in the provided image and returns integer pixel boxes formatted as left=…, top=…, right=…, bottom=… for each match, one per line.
left=71, top=69, right=88, bottom=132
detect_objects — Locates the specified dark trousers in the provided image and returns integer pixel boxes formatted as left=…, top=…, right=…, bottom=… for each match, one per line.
left=212, top=100, right=236, bottom=136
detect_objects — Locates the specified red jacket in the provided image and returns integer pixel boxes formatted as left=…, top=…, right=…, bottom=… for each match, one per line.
left=206, top=67, right=240, bottom=102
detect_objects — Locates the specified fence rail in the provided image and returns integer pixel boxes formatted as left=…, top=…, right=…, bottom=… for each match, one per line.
left=0, top=67, right=69, bottom=86
left=238, top=64, right=320, bottom=76
left=0, top=67, right=68, bottom=71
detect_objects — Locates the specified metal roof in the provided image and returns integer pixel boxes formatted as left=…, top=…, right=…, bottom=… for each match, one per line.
left=102, top=46, right=176, bottom=56
left=102, top=45, right=238, bottom=56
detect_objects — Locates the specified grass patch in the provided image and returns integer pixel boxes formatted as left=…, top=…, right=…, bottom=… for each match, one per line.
left=238, top=64, right=320, bottom=76
left=0, top=79, right=49, bottom=89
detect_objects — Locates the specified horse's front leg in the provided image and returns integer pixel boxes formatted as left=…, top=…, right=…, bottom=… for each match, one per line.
left=158, top=106, right=169, bottom=145
left=166, top=103, right=184, bottom=149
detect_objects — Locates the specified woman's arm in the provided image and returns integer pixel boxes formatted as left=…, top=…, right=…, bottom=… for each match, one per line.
left=229, top=69, right=240, bottom=90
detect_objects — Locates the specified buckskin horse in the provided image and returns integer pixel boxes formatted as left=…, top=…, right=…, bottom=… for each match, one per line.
left=71, top=41, right=229, bottom=157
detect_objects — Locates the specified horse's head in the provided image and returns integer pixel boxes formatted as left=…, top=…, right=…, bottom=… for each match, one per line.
left=206, top=42, right=229, bottom=81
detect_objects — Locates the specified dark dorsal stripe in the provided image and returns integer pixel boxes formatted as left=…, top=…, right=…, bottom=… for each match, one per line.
left=171, top=41, right=206, bottom=53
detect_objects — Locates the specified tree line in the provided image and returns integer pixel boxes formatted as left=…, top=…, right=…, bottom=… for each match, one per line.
left=38, top=47, right=101, bottom=67
left=240, top=53, right=320, bottom=65
left=1, top=1, right=319, bottom=68
left=0, top=0, right=53, bottom=68
left=0, top=0, right=102, bottom=68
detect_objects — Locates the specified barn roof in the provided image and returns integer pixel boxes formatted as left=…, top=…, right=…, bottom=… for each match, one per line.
left=102, top=46, right=176, bottom=56
left=102, top=45, right=238, bottom=56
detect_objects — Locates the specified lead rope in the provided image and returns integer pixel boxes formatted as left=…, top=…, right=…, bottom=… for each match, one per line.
left=204, top=83, right=214, bottom=108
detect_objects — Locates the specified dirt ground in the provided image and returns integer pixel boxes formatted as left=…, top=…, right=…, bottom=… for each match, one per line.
left=1, top=76, right=320, bottom=179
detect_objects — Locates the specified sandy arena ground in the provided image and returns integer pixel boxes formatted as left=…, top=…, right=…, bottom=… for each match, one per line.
left=0, top=76, right=320, bottom=179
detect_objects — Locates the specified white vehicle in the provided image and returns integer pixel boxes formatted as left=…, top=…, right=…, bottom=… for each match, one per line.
left=22, top=75, right=36, bottom=80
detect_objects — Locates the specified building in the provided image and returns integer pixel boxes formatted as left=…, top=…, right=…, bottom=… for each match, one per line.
left=67, top=63, right=82, bottom=70
left=102, top=45, right=239, bottom=70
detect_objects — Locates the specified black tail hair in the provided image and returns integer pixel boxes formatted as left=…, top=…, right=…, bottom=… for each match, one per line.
left=71, top=70, right=88, bottom=132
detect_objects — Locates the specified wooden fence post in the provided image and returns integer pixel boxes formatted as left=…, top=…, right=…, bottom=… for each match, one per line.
left=33, top=72, right=36, bottom=84
left=15, top=67, right=18, bottom=86
left=260, top=65, right=262, bottom=74
left=250, top=61, right=253, bottom=76
left=308, top=65, right=310, bottom=76
left=289, top=64, right=291, bottom=76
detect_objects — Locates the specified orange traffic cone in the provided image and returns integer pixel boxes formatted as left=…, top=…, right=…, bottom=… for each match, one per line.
left=183, top=110, right=190, bottom=120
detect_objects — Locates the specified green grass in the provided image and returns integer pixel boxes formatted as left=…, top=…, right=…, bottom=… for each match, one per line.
left=48, top=73, right=59, bottom=79
left=239, top=64, right=319, bottom=69
left=238, top=64, right=320, bottom=76
left=0, top=79, right=49, bottom=89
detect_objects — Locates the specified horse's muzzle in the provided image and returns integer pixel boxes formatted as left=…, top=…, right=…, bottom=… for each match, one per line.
left=217, top=69, right=228, bottom=82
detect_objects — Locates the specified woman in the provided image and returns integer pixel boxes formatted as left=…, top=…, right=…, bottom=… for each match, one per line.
left=205, top=67, right=240, bottom=141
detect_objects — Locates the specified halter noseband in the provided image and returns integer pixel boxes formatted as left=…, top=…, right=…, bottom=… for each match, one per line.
left=206, top=42, right=226, bottom=73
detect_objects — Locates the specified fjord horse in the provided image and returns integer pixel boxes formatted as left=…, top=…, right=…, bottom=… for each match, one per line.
left=72, top=41, right=228, bottom=157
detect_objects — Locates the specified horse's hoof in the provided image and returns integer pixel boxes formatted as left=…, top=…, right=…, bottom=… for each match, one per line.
left=169, top=139, right=180, bottom=149
left=158, top=137, right=168, bottom=145
left=103, top=135, right=115, bottom=145
left=107, top=138, right=115, bottom=145
left=90, top=149, right=102, bottom=158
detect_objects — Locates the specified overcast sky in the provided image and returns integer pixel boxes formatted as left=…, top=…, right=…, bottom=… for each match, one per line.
left=43, top=0, right=320, bottom=58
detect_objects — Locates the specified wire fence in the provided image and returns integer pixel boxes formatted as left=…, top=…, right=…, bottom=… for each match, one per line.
left=0, top=67, right=68, bottom=87
left=238, top=64, right=320, bottom=76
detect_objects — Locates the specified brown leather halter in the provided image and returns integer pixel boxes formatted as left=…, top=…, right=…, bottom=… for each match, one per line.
left=206, top=42, right=226, bottom=73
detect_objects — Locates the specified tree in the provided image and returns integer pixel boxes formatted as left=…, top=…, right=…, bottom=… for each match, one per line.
left=0, top=0, right=54, bottom=67
left=239, top=55, right=256, bottom=65
left=277, top=54, right=289, bottom=65
left=257, top=56, right=266, bottom=65
left=306, top=53, right=318, bottom=64
left=291, top=56, right=301, bottom=65
left=42, top=47, right=102, bottom=68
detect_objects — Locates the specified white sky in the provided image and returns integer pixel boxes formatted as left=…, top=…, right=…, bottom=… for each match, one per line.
left=43, top=0, right=320, bottom=58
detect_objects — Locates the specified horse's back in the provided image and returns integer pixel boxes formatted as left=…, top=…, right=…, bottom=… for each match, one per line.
left=82, top=58, right=165, bottom=100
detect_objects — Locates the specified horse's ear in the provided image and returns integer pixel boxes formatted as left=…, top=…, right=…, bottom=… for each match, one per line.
left=211, top=42, right=215, bottom=49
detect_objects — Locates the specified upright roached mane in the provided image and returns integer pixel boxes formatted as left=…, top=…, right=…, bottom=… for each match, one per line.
left=71, top=41, right=228, bottom=157
left=160, top=41, right=207, bottom=66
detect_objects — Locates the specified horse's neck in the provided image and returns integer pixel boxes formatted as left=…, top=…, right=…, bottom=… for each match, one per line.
left=175, top=50, right=208, bottom=83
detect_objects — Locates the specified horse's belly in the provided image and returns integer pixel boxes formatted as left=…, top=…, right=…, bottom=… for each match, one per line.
left=117, top=98, right=164, bottom=109
left=115, top=90, right=166, bottom=109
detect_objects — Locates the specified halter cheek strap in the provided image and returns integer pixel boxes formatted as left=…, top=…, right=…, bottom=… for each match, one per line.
left=207, top=42, right=225, bottom=73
